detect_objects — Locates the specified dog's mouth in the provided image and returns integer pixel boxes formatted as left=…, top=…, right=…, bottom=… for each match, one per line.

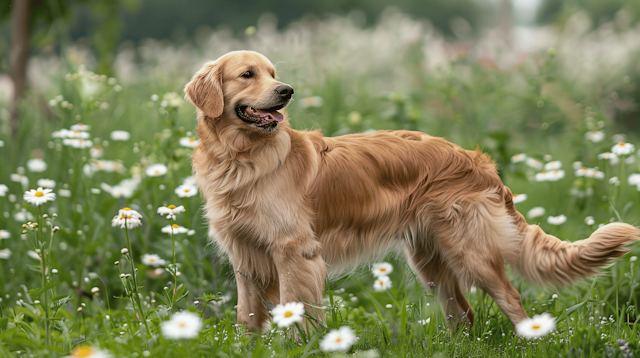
left=236, top=105, right=285, bottom=130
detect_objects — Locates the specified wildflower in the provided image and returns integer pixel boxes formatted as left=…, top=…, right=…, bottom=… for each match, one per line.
left=161, top=311, right=203, bottom=339
left=551, top=294, right=558, bottom=299
left=515, top=313, right=556, bottom=339
left=70, top=123, right=90, bottom=131
left=121, top=248, right=129, bottom=254
left=59, top=189, right=72, bottom=197
left=547, top=215, right=567, bottom=225
left=14, top=209, right=34, bottom=222
left=90, top=145, right=104, bottom=158
left=64, top=130, right=90, bottom=139
left=37, top=179, right=56, bottom=188
left=612, top=142, right=635, bottom=156
left=141, top=254, right=167, bottom=267
left=101, top=177, right=140, bottom=199
left=27, top=159, right=47, bottom=172
left=373, top=276, right=392, bottom=292
left=510, top=153, right=527, bottom=163
left=179, top=137, right=200, bottom=148
left=0, top=184, right=7, bottom=196
left=584, top=216, right=595, bottom=225
left=320, top=326, right=356, bottom=352
left=110, top=130, right=131, bottom=141
left=631, top=256, right=637, bottom=262
left=175, top=183, right=198, bottom=197
left=91, top=287, right=100, bottom=294
left=66, top=346, right=111, bottom=358
left=629, top=174, right=640, bottom=186
left=547, top=170, right=565, bottom=181
left=526, top=158, right=543, bottom=170
left=27, top=250, right=41, bottom=260
left=598, top=152, right=619, bottom=165
left=418, top=318, right=431, bottom=325
left=609, top=176, right=621, bottom=186
left=63, top=139, right=93, bottom=148
left=544, top=161, right=562, bottom=171
left=23, top=187, right=56, bottom=206
left=585, top=130, right=604, bottom=143
left=0, top=230, right=10, bottom=239
left=534, top=171, right=549, bottom=181
left=157, top=205, right=186, bottom=220
left=146, top=164, right=167, bottom=177
left=512, top=193, right=527, bottom=204
left=585, top=169, right=605, bottom=180
left=271, top=302, right=305, bottom=328
left=111, top=208, right=143, bottom=229
left=0, top=248, right=11, bottom=259
left=575, top=167, right=587, bottom=177
left=162, top=92, right=184, bottom=108
left=161, top=224, right=189, bottom=234
left=372, top=262, right=393, bottom=277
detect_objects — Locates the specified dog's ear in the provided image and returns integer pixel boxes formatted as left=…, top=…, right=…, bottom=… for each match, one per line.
left=184, top=61, right=224, bottom=119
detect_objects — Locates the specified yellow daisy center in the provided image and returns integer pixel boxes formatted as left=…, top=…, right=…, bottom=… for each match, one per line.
left=336, top=337, right=342, bottom=343
left=619, top=142, right=625, bottom=146
left=532, top=324, right=541, bottom=330
left=122, top=207, right=132, bottom=211
left=379, top=267, right=386, bottom=272
left=189, top=137, right=196, bottom=142
left=172, top=224, right=179, bottom=229
left=184, top=189, right=190, bottom=193
left=513, top=194, right=518, bottom=197
left=284, top=311, right=293, bottom=318
left=72, top=346, right=94, bottom=358
left=167, top=205, right=176, bottom=209
left=35, top=191, right=44, bottom=197
left=149, top=258, right=156, bottom=262
left=155, top=170, right=160, bottom=174
left=178, top=322, right=186, bottom=328
left=540, top=171, right=547, bottom=174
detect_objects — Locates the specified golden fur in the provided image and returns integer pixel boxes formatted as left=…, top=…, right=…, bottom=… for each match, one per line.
left=185, top=50, right=640, bottom=330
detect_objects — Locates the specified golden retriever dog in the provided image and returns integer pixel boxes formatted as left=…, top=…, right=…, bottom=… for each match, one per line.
left=184, top=50, right=639, bottom=331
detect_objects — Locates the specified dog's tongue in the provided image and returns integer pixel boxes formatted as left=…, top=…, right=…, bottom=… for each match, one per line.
left=246, top=107, right=284, bottom=122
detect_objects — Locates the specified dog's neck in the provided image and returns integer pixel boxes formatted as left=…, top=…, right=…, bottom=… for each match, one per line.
left=196, top=113, right=292, bottom=173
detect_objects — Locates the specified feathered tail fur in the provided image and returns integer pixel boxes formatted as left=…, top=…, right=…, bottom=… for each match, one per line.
left=502, top=187, right=640, bottom=286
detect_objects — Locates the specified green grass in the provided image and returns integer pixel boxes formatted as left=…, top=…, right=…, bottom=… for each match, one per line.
left=1, top=16, right=640, bottom=357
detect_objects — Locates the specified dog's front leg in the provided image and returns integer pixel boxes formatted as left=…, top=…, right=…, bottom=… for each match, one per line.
left=233, top=265, right=275, bottom=331
left=272, top=237, right=326, bottom=326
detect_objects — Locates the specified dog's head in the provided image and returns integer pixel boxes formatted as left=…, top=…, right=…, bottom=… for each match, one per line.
left=185, top=51, right=293, bottom=133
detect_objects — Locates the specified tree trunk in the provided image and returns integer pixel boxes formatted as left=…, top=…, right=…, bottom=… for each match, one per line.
left=10, top=0, right=30, bottom=137
left=499, top=0, right=514, bottom=47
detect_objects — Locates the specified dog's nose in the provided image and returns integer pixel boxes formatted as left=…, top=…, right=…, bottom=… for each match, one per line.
left=275, top=85, right=294, bottom=100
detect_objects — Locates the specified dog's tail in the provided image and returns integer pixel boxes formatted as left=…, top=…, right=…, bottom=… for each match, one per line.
left=502, top=186, right=639, bottom=286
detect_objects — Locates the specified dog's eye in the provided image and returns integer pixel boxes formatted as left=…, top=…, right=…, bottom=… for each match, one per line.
left=241, top=71, right=253, bottom=78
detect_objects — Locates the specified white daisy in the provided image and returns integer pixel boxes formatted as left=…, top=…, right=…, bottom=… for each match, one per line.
left=58, top=189, right=72, bottom=197
left=110, top=130, right=131, bottom=141
left=157, top=205, right=186, bottom=220
left=271, top=302, right=305, bottom=328
left=161, top=224, right=189, bottom=234
left=373, top=275, right=392, bottom=292
left=161, top=311, right=202, bottom=339
left=70, top=123, right=90, bottom=131
left=574, top=167, right=588, bottom=177
left=65, top=345, right=112, bottom=358
left=90, top=145, right=104, bottom=158
left=572, top=161, right=583, bottom=170
left=0, top=248, right=11, bottom=259
left=63, top=139, right=93, bottom=148
left=526, top=158, right=543, bottom=170
left=23, top=187, right=56, bottom=206
left=179, top=137, right=200, bottom=148
left=141, top=254, right=167, bottom=267
left=175, top=183, right=198, bottom=198
left=37, top=179, right=56, bottom=188
left=534, top=171, right=550, bottom=182
left=543, top=161, right=562, bottom=171
left=320, top=326, right=356, bottom=352
left=547, top=215, right=567, bottom=225
left=418, top=318, right=431, bottom=325
left=628, top=174, right=640, bottom=186
left=111, top=207, right=143, bottom=229
left=146, top=164, right=167, bottom=177
left=584, top=216, right=595, bottom=225
left=585, top=130, right=604, bottom=143
left=527, top=207, right=545, bottom=219
left=0, top=230, right=10, bottom=239
left=510, top=153, right=527, bottom=163
left=27, top=159, right=47, bottom=172
left=298, top=96, right=324, bottom=108
left=585, top=168, right=605, bottom=180
left=372, top=262, right=393, bottom=277
left=612, top=142, right=635, bottom=156
left=27, top=250, right=41, bottom=260
left=65, top=130, right=90, bottom=139
left=14, top=208, right=34, bottom=222
left=0, top=184, right=8, bottom=196
left=609, top=176, right=621, bottom=186
left=546, top=170, right=565, bottom=181
left=512, top=193, right=527, bottom=204
left=598, top=152, right=619, bottom=165
left=515, top=313, right=556, bottom=339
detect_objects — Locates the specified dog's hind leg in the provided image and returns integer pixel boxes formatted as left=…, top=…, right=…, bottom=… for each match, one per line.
left=405, top=244, right=474, bottom=328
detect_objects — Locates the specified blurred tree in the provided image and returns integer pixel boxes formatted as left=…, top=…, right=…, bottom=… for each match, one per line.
left=538, top=0, right=640, bottom=27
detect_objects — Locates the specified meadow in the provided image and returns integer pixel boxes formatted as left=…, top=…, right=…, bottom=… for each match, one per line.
left=1, top=10, right=640, bottom=357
